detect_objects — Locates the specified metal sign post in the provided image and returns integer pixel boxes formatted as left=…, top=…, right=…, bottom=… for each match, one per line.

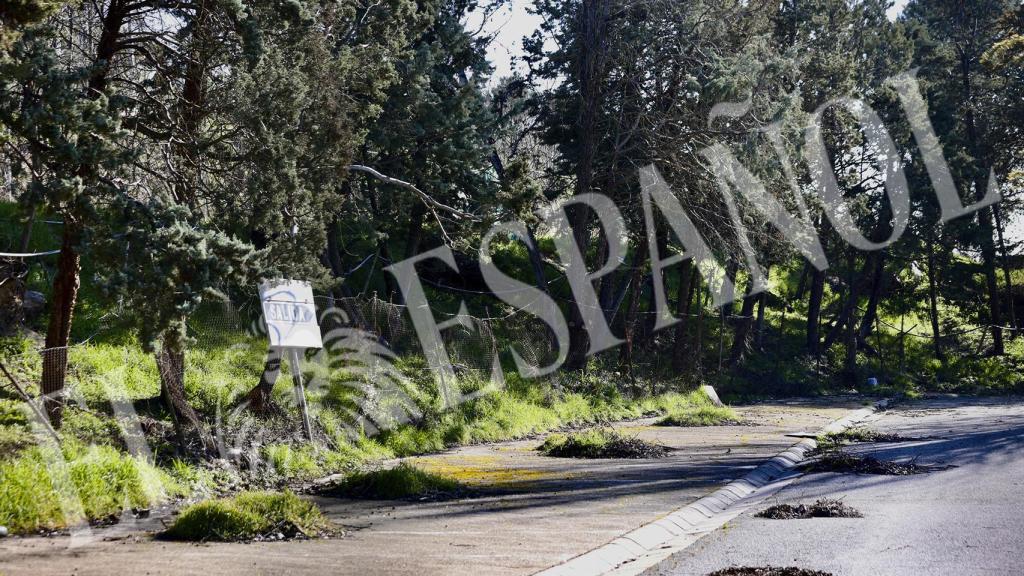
left=259, top=280, right=323, bottom=441
left=287, top=347, right=314, bottom=441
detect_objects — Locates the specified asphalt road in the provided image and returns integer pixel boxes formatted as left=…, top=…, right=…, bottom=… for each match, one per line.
left=645, top=396, right=1024, bottom=576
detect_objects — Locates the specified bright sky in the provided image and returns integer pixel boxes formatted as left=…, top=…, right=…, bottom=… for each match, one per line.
left=466, top=0, right=542, bottom=80
left=887, top=0, right=910, bottom=21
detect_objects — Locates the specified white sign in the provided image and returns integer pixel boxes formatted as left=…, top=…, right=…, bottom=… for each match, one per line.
left=259, top=280, right=323, bottom=349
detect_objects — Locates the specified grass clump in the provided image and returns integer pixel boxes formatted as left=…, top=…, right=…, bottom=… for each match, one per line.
left=756, top=498, right=862, bottom=519
left=657, top=405, right=741, bottom=427
left=809, top=452, right=938, bottom=475
left=161, top=490, right=333, bottom=541
left=820, top=427, right=907, bottom=445
left=538, top=429, right=669, bottom=459
left=326, top=462, right=465, bottom=500
left=0, top=443, right=181, bottom=534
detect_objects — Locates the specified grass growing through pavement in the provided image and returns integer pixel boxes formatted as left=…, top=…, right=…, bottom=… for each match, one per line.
left=161, top=490, right=333, bottom=541
left=657, top=405, right=741, bottom=427
left=818, top=427, right=907, bottom=446
left=326, top=463, right=465, bottom=500
left=809, top=452, right=935, bottom=475
left=538, top=429, right=669, bottom=459
left=756, top=498, right=862, bottom=519
left=811, top=427, right=912, bottom=455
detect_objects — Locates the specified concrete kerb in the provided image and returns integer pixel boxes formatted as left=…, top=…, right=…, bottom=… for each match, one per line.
left=533, top=399, right=889, bottom=576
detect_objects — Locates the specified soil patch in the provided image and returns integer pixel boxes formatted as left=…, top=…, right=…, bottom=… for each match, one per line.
left=756, top=498, right=862, bottom=519
left=707, top=568, right=833, bottom=576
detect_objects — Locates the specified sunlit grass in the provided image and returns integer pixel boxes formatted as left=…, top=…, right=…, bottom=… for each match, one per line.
left=161, top=490, right=333, bottom=541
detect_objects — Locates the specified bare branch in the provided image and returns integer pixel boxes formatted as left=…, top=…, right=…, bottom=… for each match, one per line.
left=346, top=164, right=478, bottom=221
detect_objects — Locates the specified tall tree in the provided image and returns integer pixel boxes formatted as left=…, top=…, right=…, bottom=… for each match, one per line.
left=904, top=0, right=1021, bottom=354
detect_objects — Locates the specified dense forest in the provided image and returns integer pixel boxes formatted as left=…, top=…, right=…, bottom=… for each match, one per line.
left=0, top=0, right=1022, bottom=536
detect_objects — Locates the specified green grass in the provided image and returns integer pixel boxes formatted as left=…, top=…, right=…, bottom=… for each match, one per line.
left=263, top=444, right=324, bottom=480
left=328, top=462, right=464, bottom=500
left=375, top=387, right=716, bottom=457
left=656, top=405, right=741, bottom=427
left=161, top=490, right=333, bottom=541
left=0, top=399, right=31, bottom=457
left=538, top=429, right=669, bottom=459
left=3, top=320, right=724, bottom=492
left=0, top=443, right=183, bottom=534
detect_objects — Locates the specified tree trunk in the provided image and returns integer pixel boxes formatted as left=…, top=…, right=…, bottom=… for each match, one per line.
left=823, top=253, right=874, bottom=351
left=994, top=203, right=1017, bottom=335
left=806, top=267, right=825, bottom=356
left=156, top=335, right=215, bottom=455
left=243, top=348, right=284, bottom=416
left=671, top=261, right=695, bottom=371
left=926, top=234, right=945, bottom=361
left=795, top=262, right=810, bottom=301
left=525, top=224, right=550, bottom=296
left=18, top=205, right=35, bottom=253
left=40, top=223, right=81, bottom=426
left=39, top=0, right=128, bottom=427
left=728, top=275, right=759, bottom=365
left=975, top=194, right=1003, bottom=354
left=959, top=49, right=1003, bottom=354
left=404, top=202, right=427, bottom=261
left=564, top=0, right=611, bottom=371
left=694, top=283, right=708, bottom=371
left=618, top=244, right=648, bottom=376
left=325, top=218, right=346, bottom=288
left=720, top=259, right=739, bottom=316
left=857, top=252, right=886, bottom=345
left=754, top=291, right=767, bottom=350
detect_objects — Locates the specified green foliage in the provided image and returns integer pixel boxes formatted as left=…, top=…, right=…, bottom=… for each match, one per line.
left=0, top=0, right=67, bottom=52
left=0, top=398, right=31, bottom=457
left=920, top=354, right=1024, bottom=395
left=59, top=409, right=124, bottom=448
left=329, top=463, right=462, bottom=500
left=161, top=490, right=332, bottom=541
left=375, top=384, right=715, bottom=457
left=0, top=444, right=181, bottom=534
left=95, top=198, right=262, bottom=352
left=263, top=444, right=323, bottom=481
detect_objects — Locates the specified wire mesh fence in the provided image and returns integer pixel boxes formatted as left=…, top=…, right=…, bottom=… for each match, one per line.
left=0, top=293, right=563, bottom=416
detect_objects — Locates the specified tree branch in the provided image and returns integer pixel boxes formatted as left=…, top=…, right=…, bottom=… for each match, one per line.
left=346, top=164, right=478, bottom=221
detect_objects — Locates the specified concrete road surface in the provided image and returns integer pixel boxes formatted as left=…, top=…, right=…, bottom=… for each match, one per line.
left=646, top=396, right=1024, bottom=576
left=0, top=400, right=861, bottom=576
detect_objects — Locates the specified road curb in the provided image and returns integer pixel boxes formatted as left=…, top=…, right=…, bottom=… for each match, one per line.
left=532, top=399, right=889, bottom=576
